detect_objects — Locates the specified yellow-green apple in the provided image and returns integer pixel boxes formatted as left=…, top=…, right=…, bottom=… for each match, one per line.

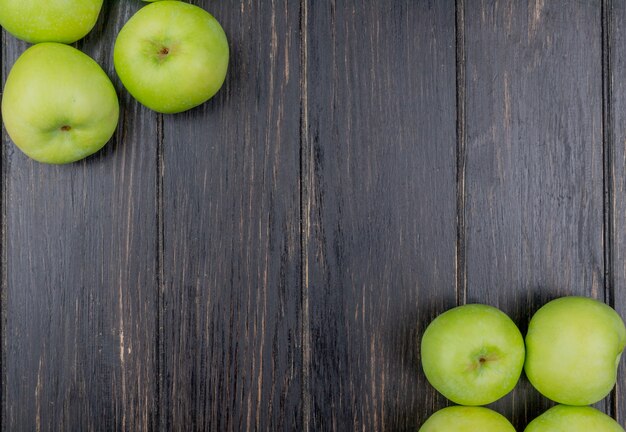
left=114, top=1, right=229, bottom=114
left=1, top=43, right=119, bottom=164
left=0, top=0, right=103, bottom=43
left=420, top=304, right=525, bottom=405
left=525, top=296, right=626, bottom=405
left=419, top=406, right=516, bottom=432
left=524, top=405, right=624, bottom=432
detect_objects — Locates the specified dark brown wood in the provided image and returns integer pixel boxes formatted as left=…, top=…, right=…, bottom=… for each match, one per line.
left=4, top=1, right=626, bottom=431
left=2, top=2, right=158, bottom=431
left=464, top=0, right=605, bottom=428
left=303, top=1, right=458, bottom=430
left=159, top=1, right=302, bottom=430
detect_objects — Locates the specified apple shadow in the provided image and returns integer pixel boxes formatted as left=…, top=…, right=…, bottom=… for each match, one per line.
left=486, top=371, right=554, bottom=431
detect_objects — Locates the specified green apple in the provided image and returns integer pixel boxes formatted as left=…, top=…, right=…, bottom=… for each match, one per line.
left=525, top=296, right=626, bottom=405
left=419, top=406, right=516, bottom=432
left=114, top=1, right=229, bottom=114
left=420, top=304, right=525, bottom=405
left=0, top=0, right=103, bottom=43
left=524, top=405, right=624, bottom=432
left=1, top=43, right=119, bottom=164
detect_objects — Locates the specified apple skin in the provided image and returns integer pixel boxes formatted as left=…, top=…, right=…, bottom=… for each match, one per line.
left=114, top=1, right=229, bottom=114
left=419, top=406, right=516, bottom=432
left=0, top=0, right=103, bottom=44
left=420, top=304, right=525, bottom=406
left=1, top=43, right=119, bottom=164
left=524, top=405, right=624, bottom=432
left=524, top=296, right=626, bottom=405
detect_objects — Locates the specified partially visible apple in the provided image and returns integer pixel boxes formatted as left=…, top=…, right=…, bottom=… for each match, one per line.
left=524, top=405, right=624, bottom=432
left=1, top=43, right=119, bottom=164
left=420, top=304, right=525, bottom=406
left=0, top=0, right=103, bottom=43
left=114, top=1, right=229, bottom=114
left=525, top=296, right=626, bottom=405
left=419, top=406, right=516, bottom=432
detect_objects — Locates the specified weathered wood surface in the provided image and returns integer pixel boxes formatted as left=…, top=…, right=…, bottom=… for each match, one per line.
left=1, top=0, right=625, bottom=431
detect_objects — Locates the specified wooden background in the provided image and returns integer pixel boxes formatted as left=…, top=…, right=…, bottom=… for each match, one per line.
left=1, top=0, right=625, bottom=430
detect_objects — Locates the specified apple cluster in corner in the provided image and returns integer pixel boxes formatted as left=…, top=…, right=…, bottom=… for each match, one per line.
left=0, top=0, right=229, bottom=165
left=419, top=296, right=626, bottom=432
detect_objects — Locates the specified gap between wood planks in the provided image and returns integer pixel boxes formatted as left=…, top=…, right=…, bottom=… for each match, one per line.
left=455, top=0, right=467, bottom=307
left=299, top=0, right=311, bottom=430
left=602, top=0, right=618, bottom=421
left=156, top=111, right=165, bottom=431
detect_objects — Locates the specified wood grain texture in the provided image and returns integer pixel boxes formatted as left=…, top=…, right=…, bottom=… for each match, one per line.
left=303, top=1, right=458, bottom=430
left=159, top=1, right=302, bottom=430
left=2, top=3, right=158, bottom=431
left=610, top=0, right=626, bottom=424
left=464, top=0, right=605, bottom=428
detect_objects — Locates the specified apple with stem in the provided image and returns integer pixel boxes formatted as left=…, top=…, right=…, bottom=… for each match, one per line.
left=524, top=405, right=624, bottom=432
left=525, top=296, right=626, bottom=405
left=1, top=43, right=119, bottom=164
left=0, top=0, right=103, bottom=43
left=420, top=304, right=525, bottom=406
left=114, top=1, right=229, bottom=114
left=419, top=406, right=516, bottom=432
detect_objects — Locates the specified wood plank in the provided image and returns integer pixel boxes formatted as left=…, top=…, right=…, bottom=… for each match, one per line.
left=159, top=1, right=302, bottom=430
left=2, top=3, right=158, bottom=430
left=464, top=0, right=604, bottom=428
left=303, top=1, right=458, bottom=430
left=610, top=0, right=626, bottom=424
